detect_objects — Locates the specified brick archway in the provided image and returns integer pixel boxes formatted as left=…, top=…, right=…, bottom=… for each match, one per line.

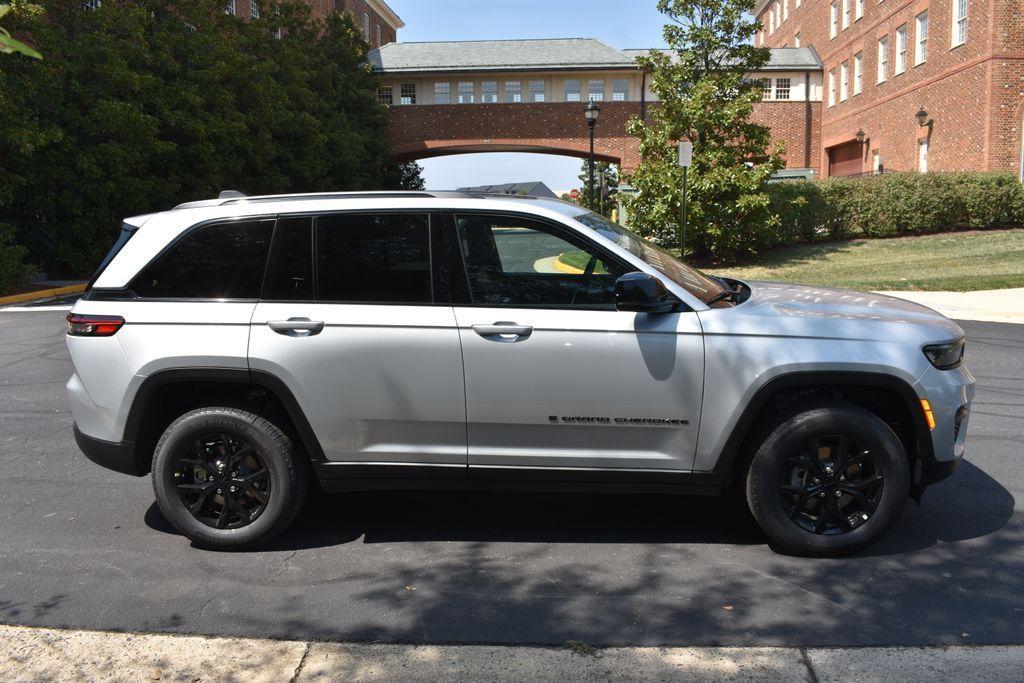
left=388, top=101, right=643, bottom=173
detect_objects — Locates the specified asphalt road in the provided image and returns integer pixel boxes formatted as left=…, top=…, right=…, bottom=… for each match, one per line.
left=0, top=309, right=1021, bottom=648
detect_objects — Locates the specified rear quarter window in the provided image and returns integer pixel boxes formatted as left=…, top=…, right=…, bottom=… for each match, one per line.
left=132, top=219, right=274, bottom=299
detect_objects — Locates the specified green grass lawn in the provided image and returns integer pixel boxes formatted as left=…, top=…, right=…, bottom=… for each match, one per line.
left=702, top=229, right=1024, bottom=291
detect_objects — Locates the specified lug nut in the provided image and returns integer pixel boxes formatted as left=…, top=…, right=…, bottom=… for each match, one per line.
left=217, top=488, right=222, bottom=494
left=819, top=492, right=826, bottom=498
left=835, top=490, right=843, bottom=497
left=229, top=486, right=237, bottom=493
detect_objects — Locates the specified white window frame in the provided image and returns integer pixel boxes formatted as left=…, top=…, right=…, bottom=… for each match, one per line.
left=895, top=25, right=907, bottom=74
left=529, top=80, right=545, bottom=102
left=855, top=0, right=863, bottom=20
left=565, top=79, right=581, bottom=102
left=769, top=5, right=775, bottom=33
left=399, top=83, right=416, bottom=106
left=918, top=138, right=929, bottom=173
left=434, top=82, right=451, bottom=104
left=794, top=32, right=801, bottom=47
left=505, top=81, right=522, bottom=103
left=612, top=79, right=629, bottom=101
left=225, top=0, right=235, bottom=15
left=828, top=69, right=836, bottom=107
left=915, top=12, right=928, bottom=65
left=361, top=12, right=369, bottom=39
left=759, top=78, right=773, bottom=100
left=951, top=0, right=967, bottom=47
left=842, top=0, right=850, bottom=29
left=877, top=36, right=888, bottom=82
left=853, top=52, right=863, bottom=94
left=796, top=0, right=801, bottom=7
left=377, top=85, right=393, bottom=106
left=840, top=62, right=849, bottom=101
left=783, top=0, right=789, bottom=21
left=587, top=79, right=605, bottom=102
left=830, top=2, right=838, bottom=38
left=458, top=82, right=475, bottom=104
left=775, top=77, right=791, bottom=100
left=250, top=0, right=259, bottom=19
left=376, top=24, right=382, bottom=47
left=481, top=81, right=498, bottom=103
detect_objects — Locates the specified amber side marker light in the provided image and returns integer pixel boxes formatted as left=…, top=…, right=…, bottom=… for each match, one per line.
left=920, top=399, right=937, bottom=431
left=66, top=313, right=125, bottom=337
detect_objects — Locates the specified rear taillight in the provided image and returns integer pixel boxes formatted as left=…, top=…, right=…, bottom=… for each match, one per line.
left=66, top=313, right=125, bottom=337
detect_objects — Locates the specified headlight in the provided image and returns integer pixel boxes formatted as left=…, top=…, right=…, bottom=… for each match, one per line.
left=923, top=338, right=965, bottom=370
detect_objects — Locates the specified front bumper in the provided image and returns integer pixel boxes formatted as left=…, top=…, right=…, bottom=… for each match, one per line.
left=915, top=364, right=975, bottom=486
left=73, top=424, right=147, bottom=476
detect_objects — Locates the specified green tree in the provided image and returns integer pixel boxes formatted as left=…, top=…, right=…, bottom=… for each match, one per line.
left=0, top=3, right=41, bottom=58
left=621, top=0, right=784, bottom=260
left=568, top=160, right=618, bottom=217
left=0, top=0, right=407, bottom=277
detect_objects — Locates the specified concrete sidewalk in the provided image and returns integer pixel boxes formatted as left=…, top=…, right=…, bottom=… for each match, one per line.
left=2, top=625, right=1023, bottom=682
left=877, top=288, right=1024, bottom=324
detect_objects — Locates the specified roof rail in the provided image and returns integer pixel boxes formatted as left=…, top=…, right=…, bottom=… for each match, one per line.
left=171, top=189, right=562, bottom=211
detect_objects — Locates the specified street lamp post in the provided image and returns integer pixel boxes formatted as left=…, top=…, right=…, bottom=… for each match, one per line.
left=585, top=100, right=600, bottom=209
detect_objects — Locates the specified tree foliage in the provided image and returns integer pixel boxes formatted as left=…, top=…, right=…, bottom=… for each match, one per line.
left=621, top=0, right=784, bottom=260
left=0, top=0, right=419, bottom=277
left=563, top=160, right=618, bottom=217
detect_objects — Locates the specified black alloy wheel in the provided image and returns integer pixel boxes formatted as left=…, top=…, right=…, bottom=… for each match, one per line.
left=173, top=433, right=271, bottom=530
left=778, top=435, right=884, bottom=535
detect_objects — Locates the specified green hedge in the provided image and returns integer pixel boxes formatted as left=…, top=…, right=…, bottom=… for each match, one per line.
left=760, top=172, right=1024, bottom=254
left=0, top=223, right=34, bottom=295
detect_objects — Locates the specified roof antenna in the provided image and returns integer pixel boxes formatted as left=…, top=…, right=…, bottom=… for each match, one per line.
left=218, top=190, right=246, bottom=199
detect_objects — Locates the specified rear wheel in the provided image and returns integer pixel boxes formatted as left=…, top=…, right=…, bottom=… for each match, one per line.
left=746, top=402, right=910, bottom=556
left=152, top=407, right=307, bottom=550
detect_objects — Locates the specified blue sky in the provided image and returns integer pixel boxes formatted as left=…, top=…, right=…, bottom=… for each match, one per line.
left=385, top=0, right=670, bottom=192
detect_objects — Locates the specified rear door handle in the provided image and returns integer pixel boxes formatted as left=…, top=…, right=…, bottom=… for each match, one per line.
left=268, top=318, right=325, bottom=336
left=471, top=322, right=533, bottom=342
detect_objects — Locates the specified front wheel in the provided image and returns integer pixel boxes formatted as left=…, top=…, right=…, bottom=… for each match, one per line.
left=746, top=402, right=910, bottom=557
left=152, top=407, right=308, bottom=550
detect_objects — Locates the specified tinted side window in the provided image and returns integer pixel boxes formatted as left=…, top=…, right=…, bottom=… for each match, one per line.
left=316, top=213, right=431, bottom=303
left=264, top=216, right=313, bottom=301
left=133, top=219, right=274, bottom=299
left=456, top=215, right=626, bottom=307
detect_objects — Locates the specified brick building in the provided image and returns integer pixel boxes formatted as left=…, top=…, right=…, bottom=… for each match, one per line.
left=227, top=0, right=403, bottom=50
left=755, top=0, right=1024, bottom=178
left=372, top=39, right=823, bottom=177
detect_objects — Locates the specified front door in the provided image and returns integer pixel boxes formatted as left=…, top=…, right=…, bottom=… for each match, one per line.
left=449, top=213, right=705, bottom=473
left=248, top=212, right=467, bottom=472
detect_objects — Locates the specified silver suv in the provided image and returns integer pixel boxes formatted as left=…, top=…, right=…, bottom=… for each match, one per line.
left=66, top=191, right=974, bottom=555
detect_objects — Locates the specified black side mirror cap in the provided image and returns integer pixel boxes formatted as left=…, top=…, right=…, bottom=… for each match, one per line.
left=614, top=272, right=679, bottom=313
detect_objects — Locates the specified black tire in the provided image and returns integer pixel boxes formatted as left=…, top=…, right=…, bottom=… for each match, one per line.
left=152, top=407, right=308, bottom=550
left=746, top=401, right=910, bottom=557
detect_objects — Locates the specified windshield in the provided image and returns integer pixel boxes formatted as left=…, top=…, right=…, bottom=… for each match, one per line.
left=572, top=212, right=729, bottom=304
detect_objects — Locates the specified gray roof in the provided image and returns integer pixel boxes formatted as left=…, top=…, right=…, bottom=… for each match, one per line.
left=621, top=46, right=822, bottom=71
left=457, top=182, right=558, bottom=199
left=370, top=38, right=637, bottom=74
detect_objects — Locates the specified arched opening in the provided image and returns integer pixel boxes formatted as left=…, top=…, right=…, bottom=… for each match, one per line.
left=394, top=142, right=621, bottom=167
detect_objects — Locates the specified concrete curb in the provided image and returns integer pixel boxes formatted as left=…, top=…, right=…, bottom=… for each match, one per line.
left=2, top=624, right=1023, bottom=682
left=0, top=283, right=86, bottom=306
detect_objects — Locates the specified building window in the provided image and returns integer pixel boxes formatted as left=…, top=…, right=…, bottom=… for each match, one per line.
left=529, top=80, right=545, bottom=102
left=794, top=32, right=801, bottom=47
left=225, top=0, right=235, bottom=15
left=399, top=83, right=416, bottom=105
left=565, top=79, right=581, bottom=102
left=853, top=52, right=863, bottom=94
left=505, top=81, right=522, bottom=103
left=82, top=0, right=100, bottom=8
left=877, top=37, right=888, bottom=82
left=840, top=62, right=849, bottom=101
left=952, top=0, right=967, bottom=47
left=769, top=5, right=775, bottom=33
left=776, top=1, right=782, bottom=26
left=612, top=79, right=629, bottom=101
left=829, top=2, right=838, bottom=38
left=759, top=78, right=772, bottom=100
left=481, top=81, right=498, bottom=103
left=895, top=25, right=907, bottom=74
left=918, top=138, right=929, bottom=173
left=915, top=12, right=928, bottom=65
left=796, top=0, right=801, bottom=7
left=376, top=24, right=382, bottom=47
left=434, top=82, right=450, bottom=104
left=587, top=79, right=605, bottom=101
left=361, top=12, right=369, bottom=39
left=855, top=0, right=863, bottom=20
left=775, top=77, right=791, bottom=100
left=250, top=0, right=258, bottom=19
left=783, top=0, right=789, bottom=21
left=377, top=85, right=393, bottom=106
left=458, top=82, right=474, bottom=104
left=841, top=0, right=849, bottom=29
left=828, top=69, right=836, bottom=107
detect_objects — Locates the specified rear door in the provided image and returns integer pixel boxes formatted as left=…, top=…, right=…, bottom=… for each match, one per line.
left=447, top=212, right=705, bottom=474
left=248, top=212, right=467, bottom=476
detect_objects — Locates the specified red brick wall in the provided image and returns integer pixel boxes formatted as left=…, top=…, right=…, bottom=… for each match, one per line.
left=751, top=100, right=822, bottom=175
left=757, top=0, right=1023, bottom=177
left=332, top=0, right=397, bottom=49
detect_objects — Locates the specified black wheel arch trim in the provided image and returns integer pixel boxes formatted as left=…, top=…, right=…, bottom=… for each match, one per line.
left=709, top=370, right=939, bottom=493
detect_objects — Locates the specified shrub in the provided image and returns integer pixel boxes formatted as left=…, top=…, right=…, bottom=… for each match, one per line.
left=0, top=223, right=33, bottom=294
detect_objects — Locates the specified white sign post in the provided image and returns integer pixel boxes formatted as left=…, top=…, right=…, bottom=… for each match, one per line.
left=677, top=141, right=693, bottom=260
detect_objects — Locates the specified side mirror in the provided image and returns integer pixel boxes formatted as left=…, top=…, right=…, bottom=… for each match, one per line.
left=614, top=272, right=678, bottom=313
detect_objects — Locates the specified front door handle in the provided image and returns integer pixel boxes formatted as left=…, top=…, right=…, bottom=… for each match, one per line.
left=268, top=317, right=325, bottom=337
left=471, top=322, right=533, bottom=342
